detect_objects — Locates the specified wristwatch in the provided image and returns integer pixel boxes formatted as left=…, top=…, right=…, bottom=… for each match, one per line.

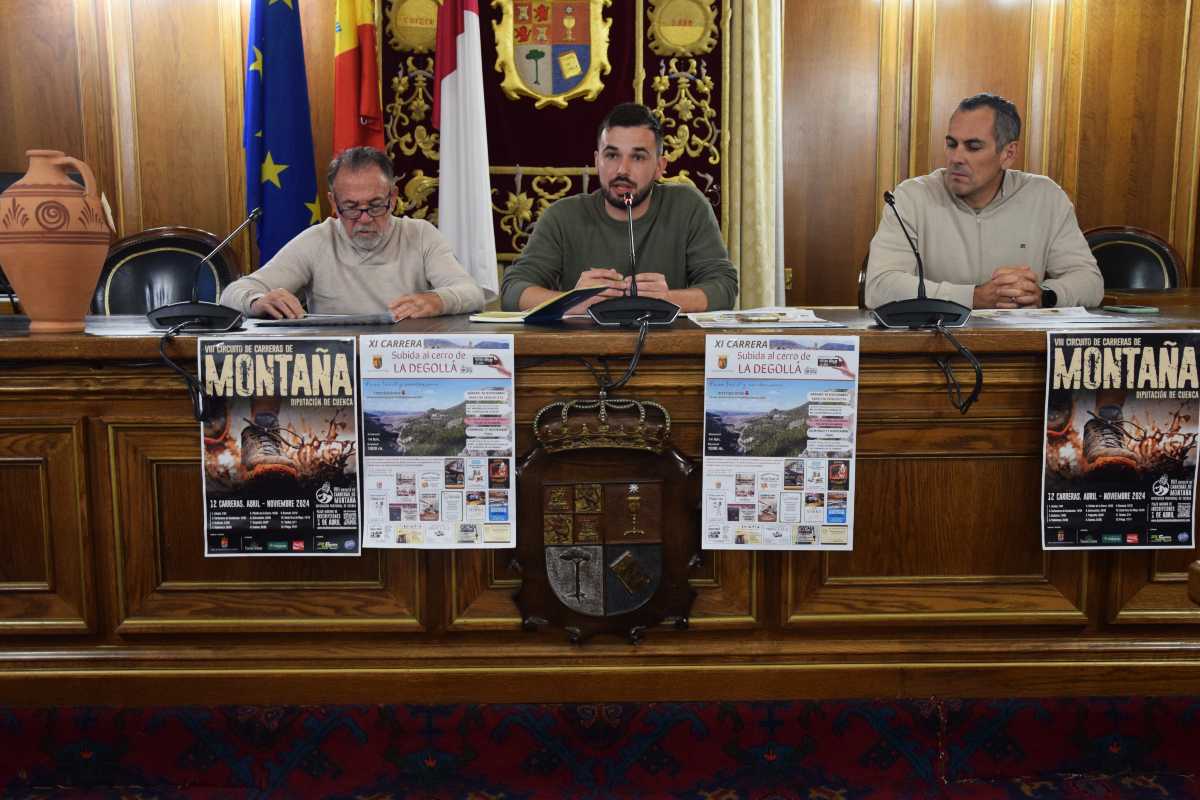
left=1040, top=286, right=1058, bottom=308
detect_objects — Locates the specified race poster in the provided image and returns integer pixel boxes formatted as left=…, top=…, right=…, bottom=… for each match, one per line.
left=199, top=337, right=361, bottom=556
left=701, top=334, right=860, bottom=550
left=358, top=333, right=516, bottom=549
left=1043, top=330, right=1200, bottom=549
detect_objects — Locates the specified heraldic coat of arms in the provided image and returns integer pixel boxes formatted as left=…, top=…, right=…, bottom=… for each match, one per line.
left=492, top=0, right=612, bottom=108
left=514, top=397, right=698, bottom=643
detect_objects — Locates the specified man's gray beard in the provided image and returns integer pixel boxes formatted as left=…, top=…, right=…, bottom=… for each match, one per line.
left=349, top=230, right=384, bottom=253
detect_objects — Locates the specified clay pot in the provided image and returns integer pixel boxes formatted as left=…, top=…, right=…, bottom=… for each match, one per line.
left=0, top=150, right=111, bottom=332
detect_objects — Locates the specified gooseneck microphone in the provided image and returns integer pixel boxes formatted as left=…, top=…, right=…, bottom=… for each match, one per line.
left=146, top=207, right=261, bottom=332
left=587, top=192, right=681, bottom=327
left=869, top=191, right=970, bottom=329
left=624, top=193, right=640, bottom=298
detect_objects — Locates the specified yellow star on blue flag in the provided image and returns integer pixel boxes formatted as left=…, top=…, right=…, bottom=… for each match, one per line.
left=244, top=0, right=318, bottom=262
left=260, top=152, right=288, bottom=188
left=305, top=195, right=322, bottom=225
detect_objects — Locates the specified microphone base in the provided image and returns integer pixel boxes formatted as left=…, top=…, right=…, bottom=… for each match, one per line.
left=587, top=295, right=681, bottom=328
left=147, top=301, right=245, bottom=333
left=870, top=298, right=971, bottom=330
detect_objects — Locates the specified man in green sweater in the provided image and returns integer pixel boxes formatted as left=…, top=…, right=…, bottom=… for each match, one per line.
left=500, top=103, right=738, bottom=313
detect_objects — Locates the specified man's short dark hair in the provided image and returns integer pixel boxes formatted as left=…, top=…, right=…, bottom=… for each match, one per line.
left=597, top=103, right=664, bottom=156
left=956, top=93, right=1021, bottom=149
left=327, top=146, right=395, bottom=187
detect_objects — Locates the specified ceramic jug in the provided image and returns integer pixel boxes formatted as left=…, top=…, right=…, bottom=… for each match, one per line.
left=0, top=150, right=111, bottom=332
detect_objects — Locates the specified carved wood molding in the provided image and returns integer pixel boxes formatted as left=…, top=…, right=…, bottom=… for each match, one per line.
left=0, top=419, right=92, bottom=634
left=102, top=422, right=424, bottom=635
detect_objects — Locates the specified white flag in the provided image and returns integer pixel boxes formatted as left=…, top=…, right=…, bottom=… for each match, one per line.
left=434, top=0, right=498, bottom=300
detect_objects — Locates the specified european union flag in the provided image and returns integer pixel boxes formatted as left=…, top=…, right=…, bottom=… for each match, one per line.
left=244, top=0, right=320, bottom=263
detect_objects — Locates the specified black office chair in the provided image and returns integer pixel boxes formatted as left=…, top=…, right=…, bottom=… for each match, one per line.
left=1083, top=226, right=1184, bottom=290
left=91, top=226, right=239, bottom=315
left=0, top=172, right=41, bottom=315
left=0, top=265, right=16, bottom=313
left=856, top=254, right=869, bottom=309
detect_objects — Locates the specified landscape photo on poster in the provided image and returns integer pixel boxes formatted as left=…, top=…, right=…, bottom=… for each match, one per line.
left=361, top=378, right=511, bottom=458
left=704, top=378, right=856, bottom=458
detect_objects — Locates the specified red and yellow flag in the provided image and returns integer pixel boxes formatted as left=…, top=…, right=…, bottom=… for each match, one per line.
left=333, top=0, right=384, bottom=153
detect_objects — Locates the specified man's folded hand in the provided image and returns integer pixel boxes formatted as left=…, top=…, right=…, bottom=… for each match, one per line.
left=974, top=265, right=1040, bottom=309
left=250, top=288, right=305, bottom=319
left=389, top=291, right=444, bottom=321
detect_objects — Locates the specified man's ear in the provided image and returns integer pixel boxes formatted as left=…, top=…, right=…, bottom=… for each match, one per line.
left=327, top=191, right=338, bottom=217
left=655, top=154, right=667, bottom=180
left=1000, top=140, right=1019, bottom=168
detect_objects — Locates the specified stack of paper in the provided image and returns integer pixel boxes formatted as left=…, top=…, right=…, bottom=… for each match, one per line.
left=688, top=306, right=846, bottom=329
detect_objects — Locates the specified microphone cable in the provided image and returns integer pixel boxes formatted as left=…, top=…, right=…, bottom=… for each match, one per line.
left=599, top=315, right=651, bottom=395
left=520, top=315, right=653, bottom=399
left=880, top=189, right=980, bottom=411
left=933, top=320, right=982, bottom=414
left=157, top=319, right=212, bottom=422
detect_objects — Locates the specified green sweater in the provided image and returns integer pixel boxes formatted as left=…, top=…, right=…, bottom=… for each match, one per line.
left=500, top=183, right=738, bottom=311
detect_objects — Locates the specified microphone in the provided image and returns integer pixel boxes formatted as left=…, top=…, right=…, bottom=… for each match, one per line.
left=587, top=191, right=680, bottom=327
left=869, top=191, right=970, bottom=329
left=625, top=193, right=640, bottom=299
left=146, top=208, right=261, bottom=332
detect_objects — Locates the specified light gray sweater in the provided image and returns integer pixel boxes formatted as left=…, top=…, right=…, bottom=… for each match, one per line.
left=864, top=169, right=1104, bottom=309
left=220, top=216, right=486, bottom=316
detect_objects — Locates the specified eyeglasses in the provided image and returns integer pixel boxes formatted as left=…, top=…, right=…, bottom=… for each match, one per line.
left=336, top=201, right=392, bottom=220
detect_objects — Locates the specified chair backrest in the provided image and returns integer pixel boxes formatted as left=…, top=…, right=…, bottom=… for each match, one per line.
left=856, top=253, right=868, bottom=309
left=1083, top=225, right=1183, bottom=291
left=91, top=226, right=240, bottom=315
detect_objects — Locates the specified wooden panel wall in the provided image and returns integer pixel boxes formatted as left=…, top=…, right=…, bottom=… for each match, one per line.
left=1, top=2, right=1197, bottom=289
left=780, top=1, right=881, bottom=304
left=107, top=1, right=235, bottom=235
left=1067, top=0, right=1196, bottom=242
left=916, top=0, right=1033, bottom=175
left=0, top=0, right=337, bottom=273
left=0, top=0, right=86, bottom=173
left=299, top=0, right=336, bottom=205
left=784, top=0, right=1200, bottom=306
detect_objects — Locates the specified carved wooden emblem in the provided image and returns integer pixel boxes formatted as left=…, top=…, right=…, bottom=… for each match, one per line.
left=514, top=398, right=698, bottom=643
left=387, top=0, right=439, bottom=53
left=647, top=0, right=718, bottom=56
left=491, top=0, right=613, bottom=109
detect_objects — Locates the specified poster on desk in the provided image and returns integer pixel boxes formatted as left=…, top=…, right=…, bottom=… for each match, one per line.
left=701, top=334, right=860, bottom=550
left=357, top=333, right=516, bottom=548
left=1042, top=330, right=1200, bottom=549
left=198, top=337, right=361, bottom=556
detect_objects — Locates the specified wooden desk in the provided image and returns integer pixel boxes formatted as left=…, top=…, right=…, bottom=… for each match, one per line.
left=1, top=304, right=1199, bottom=706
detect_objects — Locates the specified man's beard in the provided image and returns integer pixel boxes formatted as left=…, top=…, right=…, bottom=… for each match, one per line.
left=603, top=180, right=653, bottom=211
left=347, top=225, right=385, bottom=252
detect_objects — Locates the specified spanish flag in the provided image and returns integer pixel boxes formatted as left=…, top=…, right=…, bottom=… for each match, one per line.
left=333, top=0, right=384, bottom=152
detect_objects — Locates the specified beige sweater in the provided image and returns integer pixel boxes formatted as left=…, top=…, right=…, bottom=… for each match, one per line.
left=864, top=169, right=1104, bottom=309
left=220, top=216, right=486, bottom=316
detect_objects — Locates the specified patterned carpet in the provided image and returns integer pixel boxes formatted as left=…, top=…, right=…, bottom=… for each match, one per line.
left=2, top=698, right=1198, bottom=798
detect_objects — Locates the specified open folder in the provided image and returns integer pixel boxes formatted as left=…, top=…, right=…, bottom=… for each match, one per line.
left=468, top=286, right=606, bottom=324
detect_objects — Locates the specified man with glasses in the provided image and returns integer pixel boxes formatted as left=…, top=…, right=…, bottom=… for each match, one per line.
left=220, top=146, right=485, bottom=320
